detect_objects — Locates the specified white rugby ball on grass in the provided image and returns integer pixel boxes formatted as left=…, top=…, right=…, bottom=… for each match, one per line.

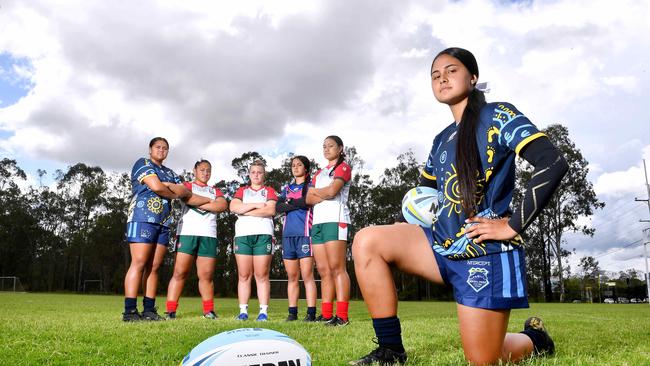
left=180, top=328, right=311, bottom=366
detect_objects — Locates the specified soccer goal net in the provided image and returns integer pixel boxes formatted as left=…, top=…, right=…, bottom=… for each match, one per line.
left=83, top=280, right=104, bottom=294
left=0, top=276, right=25, bottom=292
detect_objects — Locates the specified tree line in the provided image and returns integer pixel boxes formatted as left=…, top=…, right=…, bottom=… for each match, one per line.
left=1, top=124, right=617, bottom=302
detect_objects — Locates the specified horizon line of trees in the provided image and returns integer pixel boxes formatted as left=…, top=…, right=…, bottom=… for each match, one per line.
left=2, top=124, right=623, bottom=302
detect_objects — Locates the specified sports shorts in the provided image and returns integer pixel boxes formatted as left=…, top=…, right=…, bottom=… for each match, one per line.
left=423, top=227, right=529, bottom=310
left=311, top=222, right=348, bottom=244
left=126, top=222, right=170, bottom=246
left=234, top=234, right=273, bottom=256
left=176, top=235, right=218, bottom=258
left=282, top=236, right=312, bottom=260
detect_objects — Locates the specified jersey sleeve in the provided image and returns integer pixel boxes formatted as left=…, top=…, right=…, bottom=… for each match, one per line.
left=333, top=162, right=352, bottom=182
left=233, top=186, right=245, bottom=200
left=266, top=187, right=279, bottom=201
left=132, top=158, right=157, bottom=183
left=488, top=102, right=546, bottom=155
left=213, top=188, right=225, bottom=198
left=422, top=134, right=442, bottom=182
left=172, top=171, right=182, bottom=184
left=183, top=181, right=192, bottom=190
left=310, top=170, right=321, bottom=187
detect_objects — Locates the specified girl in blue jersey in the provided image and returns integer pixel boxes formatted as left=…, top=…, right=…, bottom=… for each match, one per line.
left=122, top=137, right=211, bottom=322
left=351, top=48, right=568, bottom=365
left=276, top=156, right=318, bottom=321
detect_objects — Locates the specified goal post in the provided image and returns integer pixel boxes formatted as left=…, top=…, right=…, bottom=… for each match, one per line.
left=0, top=276, right=25, bottom=292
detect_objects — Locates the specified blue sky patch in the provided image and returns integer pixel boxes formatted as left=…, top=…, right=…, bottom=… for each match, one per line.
left=0, top=53, right=34, bottom=107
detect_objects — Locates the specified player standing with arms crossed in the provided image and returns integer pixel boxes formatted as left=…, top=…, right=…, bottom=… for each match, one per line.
left=165, top=159, right=228, bottom=319
left=350, top=48, right=568, bottom=365
left=307, top=136, right=352, bottom=326
left=123, top=137, right=210, bottom=321
left=230, top=160, right=278, bottom=321
left=276, top=156, right=318, bottom=322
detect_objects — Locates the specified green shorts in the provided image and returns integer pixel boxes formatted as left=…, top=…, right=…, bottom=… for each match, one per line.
left=234, top=234, right=273, bottom=255
left=176, top=235, right=218, bottom=258
left=311, top=222, right=348, bottom=244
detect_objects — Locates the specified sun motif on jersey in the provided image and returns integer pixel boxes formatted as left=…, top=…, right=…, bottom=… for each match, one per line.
left=147, top=196, right=164, bottom=214
left=442, top=164, right=463, bottom=217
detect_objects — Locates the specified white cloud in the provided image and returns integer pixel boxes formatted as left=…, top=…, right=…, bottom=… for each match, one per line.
left=0, top=0, right=649, bottom=272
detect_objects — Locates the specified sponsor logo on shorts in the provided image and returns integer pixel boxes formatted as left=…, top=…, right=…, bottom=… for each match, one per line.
left=302, top=244, right=310, bottom=254
left=267, top=244, right=272, bottom=251
left=467, top=267, right=489, bottom=293
left=466, top=260, right=490, bottom=266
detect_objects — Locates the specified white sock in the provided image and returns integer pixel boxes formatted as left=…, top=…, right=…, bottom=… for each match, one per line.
left=259, top=305, right=268, bottom=315
left=239, top=304, right=248, bottom=314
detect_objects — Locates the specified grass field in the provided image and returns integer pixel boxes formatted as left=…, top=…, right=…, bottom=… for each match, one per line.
left=1, top=293, right=649, bottom=365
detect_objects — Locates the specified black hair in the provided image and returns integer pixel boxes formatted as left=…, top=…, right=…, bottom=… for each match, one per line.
left=149, top=137, right=169, bottom=148
left=292, top=155, right=312, bottom=198
left=325, top=135, right=346, bottom=177
left=433, top=47, right=486, bottom=216
left=194, top=159, right=211, bottom=169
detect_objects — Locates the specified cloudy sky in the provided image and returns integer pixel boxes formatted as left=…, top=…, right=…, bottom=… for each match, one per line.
left=1, top=0, right=649, bottom=274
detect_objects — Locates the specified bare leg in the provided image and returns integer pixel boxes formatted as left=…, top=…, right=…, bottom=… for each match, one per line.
left=166, top=252, right=195, bottom=303
left=457, top=304, right=534, bottom=365
left=353, top=224, right=444, bottom=318
left=284, top=258, right=300, bottom=307
left=143, top=244, right=167, bottom=299
left=324, top=240, right=350, bottom=302
left=235, top=254, right=253, bottom=306
left=313, top=244, right=334, bottom=303
left=196, top=256, right=216, bottom=302
left=299, top=257, right=317, bottom=307
left=124, top=243, right=154, bottom=298
left=253, top=254, right=272, bottom=306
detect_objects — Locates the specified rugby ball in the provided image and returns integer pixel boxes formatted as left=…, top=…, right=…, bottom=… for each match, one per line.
left=401, top=186, right=440, bottom=227
left=180, top=328, right=311, bottom=366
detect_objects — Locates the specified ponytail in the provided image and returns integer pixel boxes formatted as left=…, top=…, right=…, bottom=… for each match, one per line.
left=456, top=88, right=486, bottom=216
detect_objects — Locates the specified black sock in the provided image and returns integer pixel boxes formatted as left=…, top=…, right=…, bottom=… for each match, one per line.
left=307, top=307, right=316, bottom=316
left=521, top=329, right=549, bottom=354
left=124, top=297, right=137, bottom=313
left=143, top=297, right=155, bottom=312
left=372, top=316, right=405, bottom=353
left=289, top=306, right=298, bottom=316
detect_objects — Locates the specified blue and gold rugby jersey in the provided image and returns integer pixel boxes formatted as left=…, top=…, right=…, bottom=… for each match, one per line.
left=423, top=102, right=545, bottom=260
left=127, top=158, right=182, bottom=226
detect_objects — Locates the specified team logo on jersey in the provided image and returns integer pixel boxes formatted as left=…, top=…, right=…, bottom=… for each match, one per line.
left=439, top=150, right=447, bottom=164
left=302, top=244, right=310, bottom=254
left=147, top=197, right=164, bottom=214
left=467, top=267, right=489, bottom=292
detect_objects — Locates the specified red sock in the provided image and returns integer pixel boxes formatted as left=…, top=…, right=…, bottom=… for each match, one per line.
left=166, top=300, right=178, bottom=313
left=322, top=302, right=333, bottom=319
left=202, top=300, right=214, bottom=314
left=336, top=301, right=349, bottom=321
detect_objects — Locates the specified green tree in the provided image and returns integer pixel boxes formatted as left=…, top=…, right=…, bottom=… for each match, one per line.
left=514, top=125, right=604, bottom=302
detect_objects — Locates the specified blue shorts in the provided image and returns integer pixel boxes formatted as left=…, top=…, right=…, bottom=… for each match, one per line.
left=423, top=227, right=529, bottom=310
left=282, top=236, right=312, bottom=260
left=126, top=222, right=170, bottom=246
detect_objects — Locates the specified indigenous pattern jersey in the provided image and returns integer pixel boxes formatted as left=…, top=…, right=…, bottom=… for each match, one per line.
left=177, top=182, right=225, bottom=238
left=423, top=102, right=545, bottom=260
left=233, top=185, right=278, bottom=237
left=127, top=158, right=181, bottom=226
left=311, top=162, right=352, bottom=225
left=280, top=182, right=312, bottom=237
